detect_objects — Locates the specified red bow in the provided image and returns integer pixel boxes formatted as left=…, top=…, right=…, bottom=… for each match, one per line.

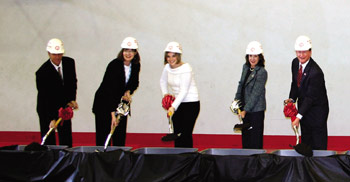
left=58, top=107, right=74, bottom=126
left=283, top=102, right=298, bottom=122
left=162, top=95, right=175, bottom=118
left=162, top=95, right=175, bottom=110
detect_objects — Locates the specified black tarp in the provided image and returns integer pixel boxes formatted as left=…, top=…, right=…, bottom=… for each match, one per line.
left=1, top=148, right=350, bottom=182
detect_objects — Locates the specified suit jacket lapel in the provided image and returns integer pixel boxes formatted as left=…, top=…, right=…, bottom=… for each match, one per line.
left=245, top=66, right=259, bottom=85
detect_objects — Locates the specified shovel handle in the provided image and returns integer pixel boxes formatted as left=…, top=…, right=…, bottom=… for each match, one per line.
left=237, top=109, right=243, bottom=124
left=293, top=125, right=300, bottom=144
left=54, top=118, right=62, bottom=128
left=168, top=113, right=174, bottom=133
left=104, top=115, right=121, bottom=151
left=41, top=118, right=62, bottom=145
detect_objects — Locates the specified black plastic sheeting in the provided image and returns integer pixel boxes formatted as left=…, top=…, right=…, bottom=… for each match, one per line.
left=1, top=148, right=350, bottom=182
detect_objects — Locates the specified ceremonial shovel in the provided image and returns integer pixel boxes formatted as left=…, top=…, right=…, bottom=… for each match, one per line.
left=103, top=99, right=130, bottom=152
left=290, top=125, right=313, bottom=157
left=41, top=106, right=74, bottom=145
left=161, top=95, right=181, bottom=141
left=161, top=112, right=181, bottom=141
left=284, top=102, right=313, bottom=157
left=230, top=100, right=252, bottom=132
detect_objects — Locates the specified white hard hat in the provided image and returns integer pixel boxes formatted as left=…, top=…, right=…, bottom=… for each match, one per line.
left=246, top=41, right=263, bottom=55
left=121, top=37, right=139, bottom=49
left=46, top=38, right=64, bottom=54
left=295, top=35, right=312, bottom=51
left=164, top=42, right=182, bottom=54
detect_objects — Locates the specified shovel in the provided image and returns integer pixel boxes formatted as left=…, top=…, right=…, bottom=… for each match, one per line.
left=103, top=99, right=130, bottom=152
left=290, top=125, right=313, bottom=157
left=41, top=106, right=74, bottom=145
left=41, top=118, right=63, bottom=145
left=161, top=112, right=181, bottom=141
left=233, top=109, right=253, bottom=132
left=103, top=115, right=121, bottom=152
left=230, top=100, right=252, bottom=132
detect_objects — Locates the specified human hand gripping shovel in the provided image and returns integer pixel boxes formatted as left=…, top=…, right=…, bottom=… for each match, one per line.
left=283, top=102, right=313, bottom=157
left=161, top=95, right=181, bottom=141
left=103, top=99, right=130, bottom=152
left=230, top=100, right=252, bottom=132
left=41, top=106, right=74, bottom=145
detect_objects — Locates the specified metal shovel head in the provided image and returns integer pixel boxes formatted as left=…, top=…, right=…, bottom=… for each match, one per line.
left=290, top=143, right=313, bottom=157
left=25, top=142, right=48, bottom=151
left=161, top=133, right=181, bottom=141
left=290, top=125, right=312, bottom=157
left=233, top=123, right=252, bottom=131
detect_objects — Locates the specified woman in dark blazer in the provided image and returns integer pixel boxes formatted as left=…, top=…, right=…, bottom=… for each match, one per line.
left=234, top=41, right=268, bottom=149
left=93, top=37, right=141, bottom=146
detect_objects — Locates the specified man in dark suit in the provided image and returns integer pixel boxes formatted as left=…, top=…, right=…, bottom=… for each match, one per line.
left=36, top=38, right=78, bottom=147
left=285, top=35, right=329, bottom=150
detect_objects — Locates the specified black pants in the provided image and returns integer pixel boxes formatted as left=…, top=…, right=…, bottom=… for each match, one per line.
left=94, top=112, right=128, bottom=146
left=172, top=101, right=200, bottom=148
left=39, top=116, right=72, bottom=148
left=241, top=111, right=264, bottom=149
left=300, top=107, right=328, bottom=150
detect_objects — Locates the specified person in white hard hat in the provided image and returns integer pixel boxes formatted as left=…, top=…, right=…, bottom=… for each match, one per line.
left=284, top=35, right=329, bottom=150
left=93, top=37, right=141, bottom=146
left=160, top=41, right=200, bottom=148
left=233, top=41, right=267, bottom=149
left=36, top=38, right=78, bottom=147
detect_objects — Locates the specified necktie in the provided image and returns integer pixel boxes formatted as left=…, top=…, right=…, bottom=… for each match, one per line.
left=297, top=65, right=302, bottom=87
left=58, top=67, right=63, bottom=82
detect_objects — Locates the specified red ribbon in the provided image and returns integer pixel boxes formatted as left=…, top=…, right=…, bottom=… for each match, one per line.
left=58, top=107, right=74, bottom=126
left=162, top=95, right=175, bottom=110
left=283, top=102, right=298, bottom=122
left=162, top=95, right=175, bottom=118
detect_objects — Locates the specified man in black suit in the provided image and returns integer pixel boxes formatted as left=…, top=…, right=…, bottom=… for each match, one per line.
left=285, top=35, right=329, bottom=150
left=36, top=38, right=78, bottom=147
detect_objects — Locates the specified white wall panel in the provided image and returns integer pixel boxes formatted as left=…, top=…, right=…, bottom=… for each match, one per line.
left=0, top=0, right=349, bottom=136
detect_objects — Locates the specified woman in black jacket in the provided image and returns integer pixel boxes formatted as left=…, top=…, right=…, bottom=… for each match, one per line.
left=93, top=37, right=141, bottom=146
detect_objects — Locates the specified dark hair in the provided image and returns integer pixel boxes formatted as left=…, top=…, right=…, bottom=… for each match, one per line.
left=164, top=52, right=181, bottom=65
left=245, top=54, right=265, bottom=67
left=117, top=48, right=140, bottom=64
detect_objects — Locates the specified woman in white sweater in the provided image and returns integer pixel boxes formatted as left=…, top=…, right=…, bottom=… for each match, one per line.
left=160, top=42, right=200, bottom=148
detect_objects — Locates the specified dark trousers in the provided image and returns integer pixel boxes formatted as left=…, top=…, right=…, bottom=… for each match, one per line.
left=300, top=107, right=328, bottom=150
left=94, top=112, right=128, bottom=146
left=39, top=116, right=73, bottom=147
left=242, top=111, right=264, bottom=149
left=172, top=101, right=200, bottom=148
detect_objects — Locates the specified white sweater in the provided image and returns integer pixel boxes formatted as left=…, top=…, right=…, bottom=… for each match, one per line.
left=160, top=63, right=199, bottom=110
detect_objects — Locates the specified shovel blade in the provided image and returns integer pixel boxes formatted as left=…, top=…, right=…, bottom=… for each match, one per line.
left=161, top=133, right=181, bottom=141
left=290, top=143, right=313, bottom=157
left=233, top=123, right=252, bottom=131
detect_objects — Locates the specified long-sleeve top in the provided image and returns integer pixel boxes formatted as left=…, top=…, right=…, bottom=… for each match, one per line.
left=160, top=63, right=199, bottom=110
left=235, top=64, right=267, bottom=112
